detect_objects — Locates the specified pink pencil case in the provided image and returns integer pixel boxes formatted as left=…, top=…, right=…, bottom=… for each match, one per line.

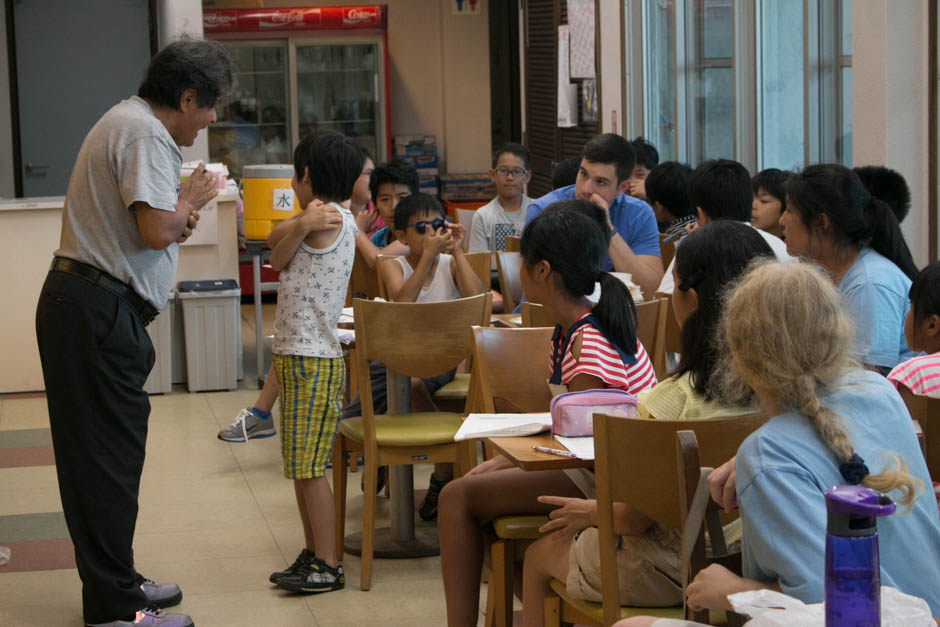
left=550, top=389, right=638, bottom=437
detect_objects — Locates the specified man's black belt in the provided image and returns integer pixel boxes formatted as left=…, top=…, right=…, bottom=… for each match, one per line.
left=51, top=257, right=159, bottom=326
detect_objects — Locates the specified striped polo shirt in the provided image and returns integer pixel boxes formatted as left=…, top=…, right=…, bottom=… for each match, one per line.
left=887, top=353, right=940, bottom=397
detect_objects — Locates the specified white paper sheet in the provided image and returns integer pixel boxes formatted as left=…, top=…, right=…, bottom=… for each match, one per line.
left=557, top=26, right=577, bottom=128
left=568, top=0, right=596, bottom=79
left=454, top=413, right=553, bottom=441
left=553, top=435, right=595, bottom=460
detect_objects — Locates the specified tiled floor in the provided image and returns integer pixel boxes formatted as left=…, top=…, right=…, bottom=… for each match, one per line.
left=0, top=303, right=490, bottom=626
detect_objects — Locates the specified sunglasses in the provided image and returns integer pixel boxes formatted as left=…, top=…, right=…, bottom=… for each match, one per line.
left=406, top=218, right=448, bottom=234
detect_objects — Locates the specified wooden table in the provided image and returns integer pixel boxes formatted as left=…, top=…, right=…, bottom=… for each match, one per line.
left=491, top=313, right=523, bottom=328
left=485, top=432, right=594, bottom=471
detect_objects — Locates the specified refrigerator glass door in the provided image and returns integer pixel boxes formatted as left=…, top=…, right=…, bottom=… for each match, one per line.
left=209, top=41, right=291, bottom=178
left=294, top=41, right=380, bottom=159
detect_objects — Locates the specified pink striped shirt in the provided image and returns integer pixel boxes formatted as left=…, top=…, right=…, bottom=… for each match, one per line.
left=887, top=353, right=940, bottom=398
left=549, top=313, right=658, bottom=394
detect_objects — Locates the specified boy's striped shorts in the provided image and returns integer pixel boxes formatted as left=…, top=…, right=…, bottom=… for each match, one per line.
left=272, top=353, right=345, bottom=480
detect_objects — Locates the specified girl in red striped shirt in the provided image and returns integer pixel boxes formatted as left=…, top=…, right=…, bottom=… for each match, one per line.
left=439, top=200, right=654, bottom=626
left=889, top=261, right=940, bottom=398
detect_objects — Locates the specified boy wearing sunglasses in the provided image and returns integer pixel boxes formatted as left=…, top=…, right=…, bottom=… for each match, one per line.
left=379, top=193, right=485, bottom=519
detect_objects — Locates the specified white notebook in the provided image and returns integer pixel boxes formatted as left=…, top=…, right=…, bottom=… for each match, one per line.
left=454, top=413, right=553, bottom=441
left=553, top=435, right=595, bottom=460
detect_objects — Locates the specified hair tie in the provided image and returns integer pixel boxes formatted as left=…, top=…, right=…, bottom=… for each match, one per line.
left=677, top=269, right=704, bottom=292
left=839, top=453, right=870, bottom=485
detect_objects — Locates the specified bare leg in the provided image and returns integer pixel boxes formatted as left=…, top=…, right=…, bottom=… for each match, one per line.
left=294, top=477, right=337, bottom=567
left=522, top=532, right=574, bottom=627
left=438, top=467, right=583, bottom=627
left=254, top=365, right=279, bottom=413
left=294, top=481, right=315, bottom=553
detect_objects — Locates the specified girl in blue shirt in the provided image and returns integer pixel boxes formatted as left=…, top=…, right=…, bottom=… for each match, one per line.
left=780, top=164, right=917, bottom=370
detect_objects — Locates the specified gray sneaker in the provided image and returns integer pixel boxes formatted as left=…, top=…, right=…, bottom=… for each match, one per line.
left=217, top=408, right=276, bottom=442
left=86, top=606, right=194, bottom=627
left=141, top=579, right=182, bottom=608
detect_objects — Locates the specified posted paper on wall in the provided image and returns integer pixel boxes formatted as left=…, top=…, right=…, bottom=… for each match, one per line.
left=568, top=0, right=596, bottom=79
left=557, top=25, right=577, bottom=128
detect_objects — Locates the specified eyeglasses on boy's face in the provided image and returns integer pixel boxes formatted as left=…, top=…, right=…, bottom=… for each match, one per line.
left=406, top=218, right=447, bottom=234
left=496, top=167, right=527, bottom=178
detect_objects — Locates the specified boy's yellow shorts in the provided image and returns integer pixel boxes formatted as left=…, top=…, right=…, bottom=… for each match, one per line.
left=272, top=353, right=345, bottom=480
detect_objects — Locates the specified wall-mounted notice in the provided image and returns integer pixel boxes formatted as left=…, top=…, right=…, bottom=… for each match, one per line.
left=452, top=0, right=481, bottom=15
left=558, top=25, right=577, bottom=128
left=568, top=0, right=596, bottom=79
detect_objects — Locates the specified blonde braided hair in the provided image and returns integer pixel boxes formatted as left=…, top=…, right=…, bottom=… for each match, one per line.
left=714, top=261, right=923, bottom=508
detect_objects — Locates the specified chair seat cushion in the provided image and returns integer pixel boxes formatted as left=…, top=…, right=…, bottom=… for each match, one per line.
left=549, top=578, right=683, bottom=621
left=493, top=515, right=549, bottom=540
left=433, top=373, right=471, bottom=400
left=339, top=413, right=464, bottom=447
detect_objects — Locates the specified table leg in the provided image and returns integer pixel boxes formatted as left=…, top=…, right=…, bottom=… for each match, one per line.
left=252, top=251, right=264, bottom=388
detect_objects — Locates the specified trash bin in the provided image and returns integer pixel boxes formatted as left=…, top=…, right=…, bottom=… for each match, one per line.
left=178, top=280, right=241, bottom=392
left=143, top=292, right=174, bottom=395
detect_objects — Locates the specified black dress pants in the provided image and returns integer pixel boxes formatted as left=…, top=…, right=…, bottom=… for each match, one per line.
left=35, top=270, right=154, bottom=624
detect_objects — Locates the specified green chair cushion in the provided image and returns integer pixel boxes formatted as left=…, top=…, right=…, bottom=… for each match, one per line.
left=549, top=578, right=684, bottom=622
left=339, top=412, right=464, bottom=447
left=433, top=373, right=471, bottom=400
left=493, top=515, right=549, bottom=540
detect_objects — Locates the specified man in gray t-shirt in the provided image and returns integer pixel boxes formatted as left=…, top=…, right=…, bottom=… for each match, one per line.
left=35, top=40, right=235, bottom=627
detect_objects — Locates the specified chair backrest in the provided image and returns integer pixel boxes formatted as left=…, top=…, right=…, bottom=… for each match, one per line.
left=635, top=298, right=669, bottom=380
left=520, top=301, right=556, bottom=328
left=505, top=235, right=521, bottom=252
left=592, top=411, right=768, bottom=625
left=455, top=209, right=477, bottom=252
left=496, top=251, right=523, bottom=314
left=471, top=326, right=554, bottom=413
left=659, top=233, right=677, bottom=270
left=345, top=247, right=382, bottom=306
left=656, top=291, right=683, bottom=356
left=463, top=251, right=493, bottom=290
left=900, top=390, right=940, bottom=478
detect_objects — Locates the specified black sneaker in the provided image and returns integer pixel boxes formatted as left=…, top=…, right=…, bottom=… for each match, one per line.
left=269, top=549, right=315, bottom=585
left=418, top=475, right=449, bottom=521
left=277, top=557, right=345, bottom=594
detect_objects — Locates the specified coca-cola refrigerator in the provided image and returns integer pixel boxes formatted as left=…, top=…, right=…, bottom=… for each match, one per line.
left=203, top=5, right=390, bottom=179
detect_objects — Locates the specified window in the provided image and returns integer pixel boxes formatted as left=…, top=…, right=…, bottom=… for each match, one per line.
left=631, top=0, right=851, bottom=171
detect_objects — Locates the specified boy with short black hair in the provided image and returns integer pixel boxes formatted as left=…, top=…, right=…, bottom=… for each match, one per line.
left=468, top=142, right=533, bottom=255
left=751, top=168, right=791, bottom=238
left=356, top=158, right=419, bottom=267
left=264, top=130, right=363, bottom=594
left=644, top=161, right=694, bottom=236
left=627, top=136, right=659, bottom=200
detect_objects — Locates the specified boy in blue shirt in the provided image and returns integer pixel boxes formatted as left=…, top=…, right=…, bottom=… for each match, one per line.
left=356, top=158, right=419, bottom=268
left=525, top=133, right=663, bottom=298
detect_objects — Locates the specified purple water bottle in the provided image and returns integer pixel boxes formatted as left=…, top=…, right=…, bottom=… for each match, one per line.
left=824, top=485, right=896, bottom=627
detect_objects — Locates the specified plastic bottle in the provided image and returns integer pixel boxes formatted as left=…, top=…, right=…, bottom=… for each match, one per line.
left=824, top=485, right=896, bottom=627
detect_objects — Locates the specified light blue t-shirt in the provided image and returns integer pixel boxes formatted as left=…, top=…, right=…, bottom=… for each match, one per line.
left=524, top=185, right=660, bottom=271
left=736, top=370, right=940, bottom=615
left=370, top=225, right=392, bottom=248
left=839, top=246, right=915, bottom=370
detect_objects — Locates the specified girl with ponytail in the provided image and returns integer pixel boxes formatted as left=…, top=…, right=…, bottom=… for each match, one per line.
left=438, top=200, right=658, bottom=626
left=781, top=163, right=917, bottom=371
left=674, top=261, right=940, bottom=619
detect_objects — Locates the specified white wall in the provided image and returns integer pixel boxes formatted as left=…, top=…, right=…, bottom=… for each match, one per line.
left=0, top=3, right=15, bottom=198
left=852, top=0, right=930, bottom=266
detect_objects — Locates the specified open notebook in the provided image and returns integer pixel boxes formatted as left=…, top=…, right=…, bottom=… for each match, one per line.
left=454, top=413, right=552, bottom=441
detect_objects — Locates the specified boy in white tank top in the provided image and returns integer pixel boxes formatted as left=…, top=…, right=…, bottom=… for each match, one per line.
left=378, top=193, right=485, bottom=518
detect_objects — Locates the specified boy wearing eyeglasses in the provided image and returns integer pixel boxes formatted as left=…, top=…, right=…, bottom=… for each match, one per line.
left=379, top=193, right=485, bottom=519
left=468, top=142, right=533, bottom=255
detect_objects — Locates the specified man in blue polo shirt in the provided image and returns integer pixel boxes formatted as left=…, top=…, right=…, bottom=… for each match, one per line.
left=525, top=133, right=663, bottom=298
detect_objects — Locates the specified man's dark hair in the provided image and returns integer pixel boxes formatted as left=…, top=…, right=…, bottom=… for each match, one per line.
left=292, top=131, right=364, bottom=203
left=644, top=161, right=694, bottom=219
left=853, top=165, right=912, bottom=223
left=492, top=142, right=531, bottom=171
left=688, top=159, right=752, bottom=222
left=630, top=137, right=659, bottom=171
left=551, top=156, right=581, bottom=189
left=581, top=133, right=636, bottom=182
left=138, top=38, right=237, bottom=110
left=393, top=193, right=445, bottom=231
left=369, top=159, right=419, bottom=202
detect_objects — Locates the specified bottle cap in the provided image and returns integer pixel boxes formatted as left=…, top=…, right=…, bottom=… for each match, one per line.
left=825, top=485, right=895, bottom=537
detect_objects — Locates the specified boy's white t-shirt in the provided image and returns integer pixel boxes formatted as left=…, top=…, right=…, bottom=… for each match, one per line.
left=394, top=254, right=460, bottom=302
left=468, top=195, right=531, bottom=254
left=273, top=203, right=357, bottom=358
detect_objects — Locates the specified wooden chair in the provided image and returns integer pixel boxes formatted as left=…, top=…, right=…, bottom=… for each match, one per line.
left=659, top=232, right=677, bottom=270
left=635, top=298, right=669, bottom=381
left=544, top=411, right=769, bottom=626
left=506, top=235, right=521, bottom=252
left=520, top=301, right=556, bottom=328
left=332, top=293, right=492, bottom=590
left=496, top=251, right=523, bottom=314
left=345, top=247, right=382, bottom=306
left=471, top=326, right=556, bottom=627
left=656, top=291, right=683, bottom=356
left=899, top=388, right=940, bottom=479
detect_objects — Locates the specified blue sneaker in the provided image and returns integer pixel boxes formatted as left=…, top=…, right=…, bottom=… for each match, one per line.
left=218, top=408, right=276, bottom=442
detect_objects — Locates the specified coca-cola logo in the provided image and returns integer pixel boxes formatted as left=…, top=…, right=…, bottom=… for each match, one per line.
left=269, top=9, right=306, bottom=24
left=203, top=13, right=237, bottom=28
left=344, top=7, right=380, bottom=24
